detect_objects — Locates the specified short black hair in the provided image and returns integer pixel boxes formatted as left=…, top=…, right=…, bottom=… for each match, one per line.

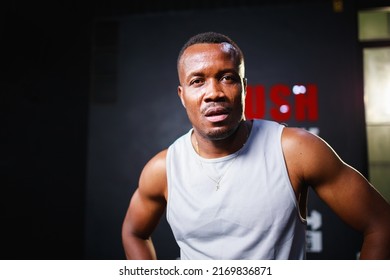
left=177, top=32, right=244, bottom=68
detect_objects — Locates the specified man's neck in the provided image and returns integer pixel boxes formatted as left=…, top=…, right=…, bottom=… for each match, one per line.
left=192, top=120, right=252, bottom=159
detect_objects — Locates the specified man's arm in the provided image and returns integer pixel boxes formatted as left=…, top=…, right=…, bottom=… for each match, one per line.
left=282, top=128, right=390, bottom=259
left=122, top=150, right=168, bottom=259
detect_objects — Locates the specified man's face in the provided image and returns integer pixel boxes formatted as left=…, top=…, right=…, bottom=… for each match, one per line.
left=177, top=43, right=246, bottom=140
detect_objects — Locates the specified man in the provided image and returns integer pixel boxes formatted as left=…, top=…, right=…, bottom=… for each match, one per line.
left=122, top=32, right=390, bottom=259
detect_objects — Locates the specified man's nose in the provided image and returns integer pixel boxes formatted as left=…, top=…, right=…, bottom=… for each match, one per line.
left=204, top=79, right=225, bottom=101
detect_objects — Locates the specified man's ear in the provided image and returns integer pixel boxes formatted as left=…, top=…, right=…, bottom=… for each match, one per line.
left=178, top=86, right=186, bottom=108
left=243, top=78, right=247, bottom=96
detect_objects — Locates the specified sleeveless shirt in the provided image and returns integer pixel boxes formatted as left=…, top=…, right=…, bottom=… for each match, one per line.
left=166, top=119, right=306, bottom=259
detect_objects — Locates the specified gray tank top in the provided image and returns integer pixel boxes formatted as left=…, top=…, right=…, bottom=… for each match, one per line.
left=166, top=119, right=306, bottom=259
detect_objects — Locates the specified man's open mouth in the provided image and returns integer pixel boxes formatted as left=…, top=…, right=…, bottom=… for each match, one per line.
left=204, top=106, right=230, bottom=123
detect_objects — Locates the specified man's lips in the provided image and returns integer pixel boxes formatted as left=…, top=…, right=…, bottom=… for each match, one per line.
left=203, top=106, right=230, bottom=123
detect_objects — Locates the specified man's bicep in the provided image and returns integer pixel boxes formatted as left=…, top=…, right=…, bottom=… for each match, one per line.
left=123, top=150, right=168, bottom=238
left=124, top=187, right=166, bottom=239
left=310, top=150, right=387, bottom=232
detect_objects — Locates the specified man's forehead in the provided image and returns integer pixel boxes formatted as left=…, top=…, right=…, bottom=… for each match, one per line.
left=180, top=43, right=239, bottom=67
left=183, top=42, right=236, bottom=56
left=177, top=42, right=244, bottom=80
left=220, top=42, right=236, bottom=53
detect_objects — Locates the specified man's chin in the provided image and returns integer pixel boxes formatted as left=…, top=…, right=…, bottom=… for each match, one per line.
left=205, top=124, right=240, bottom=141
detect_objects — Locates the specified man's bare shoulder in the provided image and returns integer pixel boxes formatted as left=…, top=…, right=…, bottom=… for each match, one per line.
left=282, top=126, right=323, bottom=146
left=138, top=149, right=168, bottom=200
left=281, top=127, right=319, bottom=168
left=143, top=149, right=168, bottom=173
left=282, top=126, right=336, bottom=158
left=281, top=126, right=344, bottom=185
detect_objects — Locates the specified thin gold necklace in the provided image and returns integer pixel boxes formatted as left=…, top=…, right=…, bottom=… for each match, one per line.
left=195, top=122, right=249, bottom=191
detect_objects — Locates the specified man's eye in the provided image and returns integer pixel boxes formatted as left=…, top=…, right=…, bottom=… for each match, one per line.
left=221, top=75, right=237, bottom=82
left=190, top=79, right=203, bottom=86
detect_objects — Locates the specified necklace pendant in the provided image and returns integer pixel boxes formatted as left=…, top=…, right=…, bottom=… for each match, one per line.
left=216, top=183, right=220, bottom=191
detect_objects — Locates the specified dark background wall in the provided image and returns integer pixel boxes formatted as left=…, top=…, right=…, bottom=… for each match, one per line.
left=1, top=0, right=388, bottom=260
left=1, top=1, right=92, bottom=259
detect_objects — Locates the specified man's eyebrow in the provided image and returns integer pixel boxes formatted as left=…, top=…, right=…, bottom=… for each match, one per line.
left=185, top=68, right=239, bottom=82
left=186, top=71, right=205, bottom=80
left=216, top=69, right=240, bottom=77
left=189, top=68, right=237, bottom=76
left=220, top=68, right=239, bottom=73
left=188, top=71, right=204, bottom=76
